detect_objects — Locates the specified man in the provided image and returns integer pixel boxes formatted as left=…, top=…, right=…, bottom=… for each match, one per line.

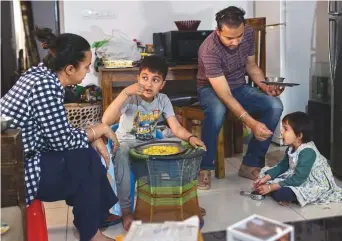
left=197, top=6, right=284, bottom=188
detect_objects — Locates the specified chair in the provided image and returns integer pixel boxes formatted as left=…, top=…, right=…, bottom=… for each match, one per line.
left=245, top=17, right=266, bottom=78
left=178, top=106, right=235, bottom=179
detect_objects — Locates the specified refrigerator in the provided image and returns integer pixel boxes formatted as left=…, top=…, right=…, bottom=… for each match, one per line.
left=328, top=0, right=342, bottom=177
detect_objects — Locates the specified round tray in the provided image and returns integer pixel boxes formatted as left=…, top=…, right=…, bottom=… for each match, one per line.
left=261, top=81, right=300, bottom=87
left=134, top=140, right=188, bottom=157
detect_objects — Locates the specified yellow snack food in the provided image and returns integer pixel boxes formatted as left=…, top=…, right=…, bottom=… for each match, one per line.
left=142, top=145, right=179, bottom=156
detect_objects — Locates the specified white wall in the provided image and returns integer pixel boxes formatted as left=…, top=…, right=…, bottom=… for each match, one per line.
left=60, top=0, right=254, bottom=86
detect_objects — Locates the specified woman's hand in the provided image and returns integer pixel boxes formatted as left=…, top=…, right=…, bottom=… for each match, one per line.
left=91, top=138, right=111, bottom=169
left=102, top=125, right=120, bottom=154
left=88, top=124, right=120, bottom=153
left=189, top=136, right=206, bottom=151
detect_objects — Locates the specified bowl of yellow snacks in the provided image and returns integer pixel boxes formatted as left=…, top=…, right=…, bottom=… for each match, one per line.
left=135, top=141, right=188, bottom=157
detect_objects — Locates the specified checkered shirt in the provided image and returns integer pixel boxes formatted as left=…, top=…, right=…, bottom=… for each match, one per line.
left=0, top=63, right=89, bottom=205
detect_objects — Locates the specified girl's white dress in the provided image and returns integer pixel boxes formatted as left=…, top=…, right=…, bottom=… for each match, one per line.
left=259, top=142, right=342, bottom=207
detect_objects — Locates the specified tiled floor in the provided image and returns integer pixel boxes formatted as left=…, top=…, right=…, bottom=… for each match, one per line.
left=45, top=144, right=342, bottom=240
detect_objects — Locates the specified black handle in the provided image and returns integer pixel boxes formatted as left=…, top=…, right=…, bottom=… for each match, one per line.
left=329, top=18, right=338, bottom=82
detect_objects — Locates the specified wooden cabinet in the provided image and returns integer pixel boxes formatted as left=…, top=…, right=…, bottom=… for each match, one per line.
left=1, top=129, right=26, bottom=208
left=1, top=129, right=26, bottom=241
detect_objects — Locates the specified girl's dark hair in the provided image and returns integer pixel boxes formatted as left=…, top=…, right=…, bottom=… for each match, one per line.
left=139, top=55, right=168, bottom=80
left=215, top=6, right=246, bottom=30
left=34, top=27, right=90, bottom=72
left=282, top=111, right=314, bottom=143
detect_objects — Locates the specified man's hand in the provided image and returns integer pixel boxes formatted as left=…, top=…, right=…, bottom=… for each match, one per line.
left=251, top=121, right=273, bottom=141
left=245, top=56, right=285, bottom=97
left=260, top=84, right=285, bottom=97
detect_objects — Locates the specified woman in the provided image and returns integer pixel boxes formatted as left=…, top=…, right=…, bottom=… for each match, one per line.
left=1, top=28, right=119, bottom=241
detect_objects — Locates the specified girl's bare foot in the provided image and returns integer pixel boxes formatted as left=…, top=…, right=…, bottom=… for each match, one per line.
left=91, top=230, right=115, bottom=241
left=279, top=201, right=290, bottom=206
left=121, top=208, right=134, bottom=231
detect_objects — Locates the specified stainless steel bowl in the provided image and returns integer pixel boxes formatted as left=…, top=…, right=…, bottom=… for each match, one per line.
left=1, top=116, right=13, bottom=132
left=265, top=77, right=285, bottom=83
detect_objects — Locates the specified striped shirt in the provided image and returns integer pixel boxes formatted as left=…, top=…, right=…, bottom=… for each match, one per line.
left=0, top=63, right=89, bottom=205
left=197, top=25, right=255, bottom=89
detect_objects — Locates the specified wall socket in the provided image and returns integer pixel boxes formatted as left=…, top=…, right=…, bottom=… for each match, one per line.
left=82, top=9, right=116, bottom=19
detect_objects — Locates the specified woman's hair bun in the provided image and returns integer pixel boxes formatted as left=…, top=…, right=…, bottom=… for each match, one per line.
left=34, top=27, right=57, bottom=49
left=34, top=26, right=90, bottom=72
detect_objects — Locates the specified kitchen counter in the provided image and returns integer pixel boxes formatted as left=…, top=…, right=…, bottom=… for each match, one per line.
left=202, top=215, right=342, bottom=241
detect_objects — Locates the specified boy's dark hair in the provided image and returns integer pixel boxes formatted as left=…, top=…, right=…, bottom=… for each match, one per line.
left=34, top=27, right=90, bottom=72
left=215, top=6, right=246, bottom=31
left=139, top=55, right=168, bottom=80
left=282, top=111, right=314, bottom=143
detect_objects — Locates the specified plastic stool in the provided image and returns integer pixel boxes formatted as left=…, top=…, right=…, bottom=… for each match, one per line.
left=27, top=199, right=48, bottom=241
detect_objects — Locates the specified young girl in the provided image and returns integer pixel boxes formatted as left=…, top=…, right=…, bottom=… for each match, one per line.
left=253, top=111, right=342, bottom=207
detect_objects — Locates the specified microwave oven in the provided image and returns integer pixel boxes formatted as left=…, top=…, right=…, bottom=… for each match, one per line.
left=153, top=30, right=212, bottom=64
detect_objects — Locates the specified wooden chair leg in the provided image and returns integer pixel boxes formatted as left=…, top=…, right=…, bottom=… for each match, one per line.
left=215, top=126, right=225, bottom=179
left=224, top=117, right=234, bottom=158
left=233, top=120, right=244, bottom=154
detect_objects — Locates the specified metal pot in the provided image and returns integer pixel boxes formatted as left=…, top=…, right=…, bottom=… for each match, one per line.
left=1, top=116, right=13, bottom=132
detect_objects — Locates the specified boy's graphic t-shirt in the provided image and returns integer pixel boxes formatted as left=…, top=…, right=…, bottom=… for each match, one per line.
left=116, top=93, right=175, bottom=141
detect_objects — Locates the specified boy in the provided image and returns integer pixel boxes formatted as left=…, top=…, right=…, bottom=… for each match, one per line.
left=102, top=55, right=206, bottom=231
